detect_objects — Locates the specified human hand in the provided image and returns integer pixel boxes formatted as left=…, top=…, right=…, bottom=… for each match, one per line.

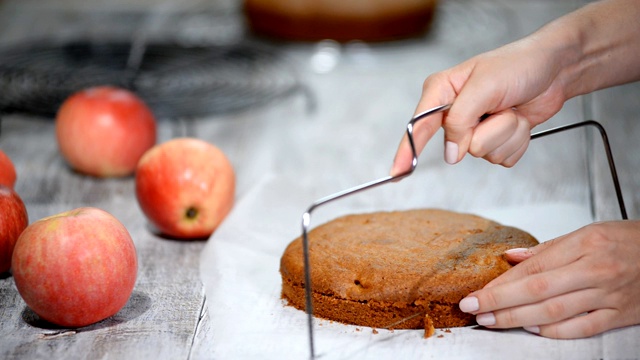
left=391, top=34, right=574, bottom=175
left=458, top=220, right=640, bottom=339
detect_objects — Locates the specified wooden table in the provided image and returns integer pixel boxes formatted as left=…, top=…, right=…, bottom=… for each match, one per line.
left=1, top=0, right=638, bottom=359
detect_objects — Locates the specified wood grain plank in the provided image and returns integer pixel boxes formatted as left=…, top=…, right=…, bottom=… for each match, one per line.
left=0, top=117, right=208, bottom=360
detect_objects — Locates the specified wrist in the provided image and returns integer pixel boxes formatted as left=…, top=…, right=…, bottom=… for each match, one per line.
left=543, top=0, right=640, bottom=99
left=530, top=10, right=591, bottom=101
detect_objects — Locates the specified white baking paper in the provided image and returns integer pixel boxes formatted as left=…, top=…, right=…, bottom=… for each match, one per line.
left=200, top=174, right=639, bottom=359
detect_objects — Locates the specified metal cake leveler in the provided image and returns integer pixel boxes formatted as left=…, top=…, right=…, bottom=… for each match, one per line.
left=299, top=104, right=628, bottom=359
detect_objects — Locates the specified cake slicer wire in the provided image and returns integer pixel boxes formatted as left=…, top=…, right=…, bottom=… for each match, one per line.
left=299, top=104, right=628, bottom=359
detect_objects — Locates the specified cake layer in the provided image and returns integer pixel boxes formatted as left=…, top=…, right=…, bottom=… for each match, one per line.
left=280, top=209, right=539, bottom=329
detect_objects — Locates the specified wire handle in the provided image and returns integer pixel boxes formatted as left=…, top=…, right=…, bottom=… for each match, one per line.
left=300, top=105, right=627, bottom=359
left=530, top=120, right=627, bottom=220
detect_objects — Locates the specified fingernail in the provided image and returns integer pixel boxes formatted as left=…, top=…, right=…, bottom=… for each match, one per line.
left=445, top=141, right=458, bottom=164
left=504, top=248, right=529, bottom=255
left=504, top=247, right=533, bottom=263
left=524, top=326, right=540, bottom=334
left=476, top=312, right=496, bottom=326
left=459, top=296, right=479, bottom=313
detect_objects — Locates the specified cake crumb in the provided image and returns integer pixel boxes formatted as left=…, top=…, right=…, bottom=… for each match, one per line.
left=444, top=329, right=451, bottom=333
left=424, top=314, right=435, bottom=338
left=437, top=334, right=444, bottom=338
left=372, top=329, right=379, bottom=335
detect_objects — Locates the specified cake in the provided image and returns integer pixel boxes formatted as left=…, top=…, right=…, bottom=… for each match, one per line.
left=243, top=0, right=439, bottom=42
left=280, top=209, right=538, bottom=333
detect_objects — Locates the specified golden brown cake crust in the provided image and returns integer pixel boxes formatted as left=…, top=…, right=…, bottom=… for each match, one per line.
left=280, top=209, right=538, bottom=329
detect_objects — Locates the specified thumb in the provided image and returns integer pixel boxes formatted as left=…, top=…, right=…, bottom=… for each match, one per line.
left=441, top=57, right=517, bottom=165
left=442, top=96, right=492, bottom=165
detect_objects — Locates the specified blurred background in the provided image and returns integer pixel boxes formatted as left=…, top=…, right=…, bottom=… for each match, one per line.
left=2, top=0, right=633, bottom=223
left=0, top=0, right=586, bottom=120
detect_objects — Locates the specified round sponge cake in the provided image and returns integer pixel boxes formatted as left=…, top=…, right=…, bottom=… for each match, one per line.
left=243, top=0, right=439, bottom=42
left=280, top=209, right=538, bottom=330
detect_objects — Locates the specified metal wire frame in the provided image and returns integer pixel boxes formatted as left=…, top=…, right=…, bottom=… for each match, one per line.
left=299, top=104, right=628, bottom=359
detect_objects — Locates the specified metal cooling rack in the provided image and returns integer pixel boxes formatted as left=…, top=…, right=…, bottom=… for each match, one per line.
left=0, top=40, right=308, bottom=119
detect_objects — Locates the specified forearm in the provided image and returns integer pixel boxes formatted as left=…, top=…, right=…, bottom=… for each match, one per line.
left=540, top=0, right=640, bottom=99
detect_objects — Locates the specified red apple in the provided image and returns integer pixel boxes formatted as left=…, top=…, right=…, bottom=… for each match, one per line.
left=11, top=207, right=137, bottom=327
left=55, top=86, right=157, bottom=177
left=135, top=138, right=235, bottom=239
left=0, top=185, right=28, bottom=273
left=0, top=149, right=17, bottom=188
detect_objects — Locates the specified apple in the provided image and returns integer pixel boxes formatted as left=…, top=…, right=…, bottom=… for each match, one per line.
left=0, top=185, right=28, bottom=273
left=0, top=149, right=17, bottom=188
left=135, top=138, right=235, bottom=239
left=55, top=86, right=157, bottom=177
left=11, top=207, right=137, bottom=327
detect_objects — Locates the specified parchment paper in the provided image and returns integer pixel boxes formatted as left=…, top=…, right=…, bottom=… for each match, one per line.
left=200, top=174, right=639, bottom=359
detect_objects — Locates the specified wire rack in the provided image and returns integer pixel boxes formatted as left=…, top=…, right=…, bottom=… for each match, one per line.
left=0, top=40, right=308, bottom=119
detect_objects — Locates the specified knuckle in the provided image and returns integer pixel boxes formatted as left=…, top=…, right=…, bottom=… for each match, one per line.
left=540, top=314, right=610, bottom=339
left=543, top=300, right=566, bottom=320
left=501, top=152, right=523, bottom=168
left=526, top=276, right=550, bottom=297
left=481, top=290, right=501, bottom=310
left=540, top=325, right=561, bottom=339
left=578, top=223, right=610, bottom=251
left=482, top=153, right=501, bottom=165
left=576, top=317, right=605, bottom=338
left=524, top=258, right=545, bottom=276
left=468, top=139, right=486, bottom=158
left=422, top=72, right=444, bottom=90
left=500, top=309, right=519, bottom=327
left=604, top=291, right=624, bottom=308
left=594, top=261, right=627, bottom=284
left=500, top=158, right=517, bottom=168
left=483, top=150, right=505, bottom=165
left=444, top=120, right=473, bottom=133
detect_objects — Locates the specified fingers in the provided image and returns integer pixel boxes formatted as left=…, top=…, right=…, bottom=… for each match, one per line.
left=484, top=237, right=565, bottom=289
left=475, top=290, right=619, bottom=339
left=440, top=65, right=507, bottom=164
left=477, top=287, right=606, bottom=328
left=391, top=58, right=537, bottom=172
left=532, top=309, right=621, bottom=339
left=441, top=101, right=485, bottom=165
left=390, top=112, right=442, bottom=176
left=463, top=261, right=592, bottom=315
left=459, top=221, right=640, bottom=339
left=390, top=73, right=456, bottom=176
left=390, top=136, right=417, bottom=177
left=503, top=247, right=534, bottom=264
left=468, top=108, right=532, bottom=167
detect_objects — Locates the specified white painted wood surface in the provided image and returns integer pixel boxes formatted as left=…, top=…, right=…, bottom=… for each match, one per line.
left=0, top=0, right=637, bottom=359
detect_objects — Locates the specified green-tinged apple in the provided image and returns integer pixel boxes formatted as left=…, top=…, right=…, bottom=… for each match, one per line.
left=0, top=149, right=17, bottom=188
left=135, top=138, right=235, bottom=239
left=0, top=185, right=28, bottom=273
left=11, top=207, right=137, bottom=327
left=55, top=86, right=157, bottom=177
